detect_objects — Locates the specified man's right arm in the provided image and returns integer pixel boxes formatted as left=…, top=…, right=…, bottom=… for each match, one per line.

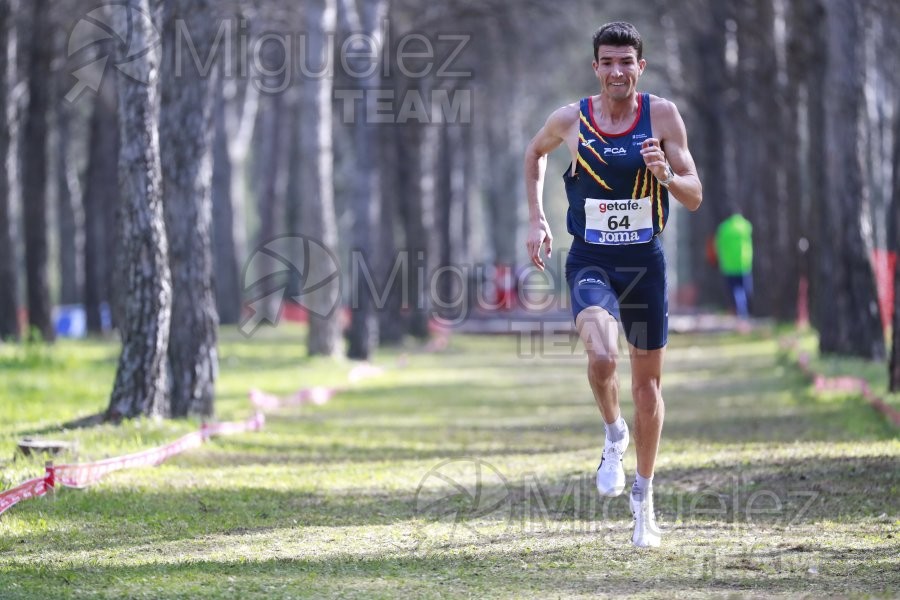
left=524, top=104, right=577, bottom=270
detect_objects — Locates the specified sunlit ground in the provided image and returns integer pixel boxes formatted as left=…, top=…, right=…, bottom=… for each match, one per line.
left=0, top=326, right=897, bottom=598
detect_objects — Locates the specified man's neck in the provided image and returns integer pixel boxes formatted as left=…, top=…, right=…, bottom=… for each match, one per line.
left=594, top=92, right=640, bottom=129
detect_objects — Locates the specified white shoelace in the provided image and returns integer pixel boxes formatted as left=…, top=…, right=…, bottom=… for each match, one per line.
left=634, top=495, right=658, bottom=529
left=602, top=442, right=624, bottom=464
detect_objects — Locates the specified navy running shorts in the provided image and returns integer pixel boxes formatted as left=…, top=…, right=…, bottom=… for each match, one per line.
left=565, top=235, right=668, bottom=350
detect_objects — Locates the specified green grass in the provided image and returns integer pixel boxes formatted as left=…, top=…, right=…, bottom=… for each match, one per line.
left=784, top=327, right=900, bottom=423
left=0, top=325, right=898, bottom=598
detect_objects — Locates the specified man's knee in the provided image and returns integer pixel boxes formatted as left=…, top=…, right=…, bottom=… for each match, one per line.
left=632, top=380, right=663, bottom=412
left=577, top=308, right=619, bottom=357
left=588, top=352, right=617, bottom=382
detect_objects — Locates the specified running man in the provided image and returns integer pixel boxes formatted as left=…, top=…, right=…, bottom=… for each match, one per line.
left=524, top=22, right=702, bottom=547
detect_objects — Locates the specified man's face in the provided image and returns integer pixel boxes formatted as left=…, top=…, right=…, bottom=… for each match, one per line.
left=593, top=45, right=645, bottom=100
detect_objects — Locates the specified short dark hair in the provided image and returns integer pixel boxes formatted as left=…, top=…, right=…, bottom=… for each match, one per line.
left=593, top=22, right=643, bottom=62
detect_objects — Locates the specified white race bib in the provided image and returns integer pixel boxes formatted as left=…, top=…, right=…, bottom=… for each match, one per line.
left=584, top=196, right=654, bottom=245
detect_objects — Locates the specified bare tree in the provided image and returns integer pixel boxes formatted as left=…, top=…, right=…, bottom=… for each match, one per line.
left=787, top=0, right=829, bottom=330
left=889, top=98, right=900, bottom=389
left=223, top=79, right=258, bottom=277
left=817, top=0, right=884, bottom=358
left=344, top=0, right=389, bottom=361
left=82, top=47, right=118, bottom=335
left=398, top=120, right=433, bottom=340
left=482, top=24, right=525, bottom=269
left=731, top=0, right=789, bottom=318
left=662, top=0, right=733, bottom=307
left=253, top=95, right=287, bottom=250
left=212, top=47, right=260, bottom=325
left=299, top=0, right=341, bottom=356
left=0, top=0, right=18, bottom=340
left=784, top=0, right=823, bottom=325
left=211, top=80, right=241, bottom=325
left=54, top=71, right=84, bottom=306
left=22, top=0, right=53, bottom=341
left=414, top=119, right=440, bottom=336
left=376, top=121, right=404, bottom=345
left=106, top=0, right=172, bottom=420
left=881, top=0, right=900, bottom=389
left=159, top=0, right=220, bottom=417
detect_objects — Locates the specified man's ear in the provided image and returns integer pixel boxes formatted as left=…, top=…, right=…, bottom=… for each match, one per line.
left=639, top=58, right=647, bottom=73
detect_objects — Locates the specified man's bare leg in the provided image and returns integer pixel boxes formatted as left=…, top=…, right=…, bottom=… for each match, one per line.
left=576, top=306, right=620, bottom=422
left=629, top=345, right=665, bottom=479
left=628, top=343, right=665, bottom=547
left=576, top=307, right=629, bottom=497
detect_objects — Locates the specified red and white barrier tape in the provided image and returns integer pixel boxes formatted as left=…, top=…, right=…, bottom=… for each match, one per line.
left=796, top=350, right=900, bottom=427
left=248, top=328, right=454, bottom=412
left=54, top=431, right=205, bottom=489
left=0, top=412, right=264, bottom=517
left=201, top=411, right=265, bottom=438
left=348, top=362, right=385, bottom=383
left=0, top=473, right=52, bottom=517
left=3, top=327, right=454, bottom=518
left=248, top=361, right=385, bottom=411
left=249, top=387, right=334, bottom=411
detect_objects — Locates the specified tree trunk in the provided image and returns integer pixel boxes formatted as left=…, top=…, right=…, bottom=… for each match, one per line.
left=761, top=0, right=798, bottom=322
left=285, top=90, right=303, bottom=249
left=670, top=0, right=733, bottom=310
left=888, top=95, right=900, bottom=390
left=160, top=0, right=219, bottom=418
left=793, top=0, right=828, bottom=332
left=785, top=0, right=821, bottom=325
left=82, top=62, right=118, bottom=335
left=483, top=22, right=526, bottom=268
left=213, top=74, right=259, bottom=326
left=211, top=82, right=241, bottom=325
left=253, top=93, right=286, bottom=249
left=226, top=81, right=258, bottom=308
left=818, top=0, right=884, bottom=358
left=21, top=0, right=52, bottom=341
left=733, top=0, right=784, bottom=318
left=299, top=0, right=341, bottom=356
left=378, top=120, right=405, bottom=345
left=55, top=83, right=83, bottom=306
left=106, top=0, right=172, bottom=420
left=397, top=121, right=431, bottom=339
left=484, top=99, right=519, bottom=266
left=346, top=0, right=389, bottom=361
left=884, top=0, right=900, bottom=388
left=435, top=125, right=452, bottom=316
left=0, top=0, right=18, bottom=340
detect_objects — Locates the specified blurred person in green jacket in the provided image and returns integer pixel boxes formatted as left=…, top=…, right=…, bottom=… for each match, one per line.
left=715, top=214, right=753, bottom=320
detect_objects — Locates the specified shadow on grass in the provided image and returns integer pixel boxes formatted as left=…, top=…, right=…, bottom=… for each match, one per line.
left=289, top=406, right=886, bottom=450
left=2, top=455, right=894, bottom=555
left=0, top=529, right=895, bottom=599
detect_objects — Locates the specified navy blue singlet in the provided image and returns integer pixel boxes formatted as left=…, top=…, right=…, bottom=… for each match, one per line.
left=563, top=93, right=669, bottom=350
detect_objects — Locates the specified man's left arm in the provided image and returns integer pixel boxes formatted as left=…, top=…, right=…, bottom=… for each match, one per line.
left=644, top=100, right=703, bottom=211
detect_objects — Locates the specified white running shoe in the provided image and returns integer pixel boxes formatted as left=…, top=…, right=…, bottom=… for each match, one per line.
left=595, top=422, right=629, bottom=497
left=630, top=489, right=661, bottom=548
